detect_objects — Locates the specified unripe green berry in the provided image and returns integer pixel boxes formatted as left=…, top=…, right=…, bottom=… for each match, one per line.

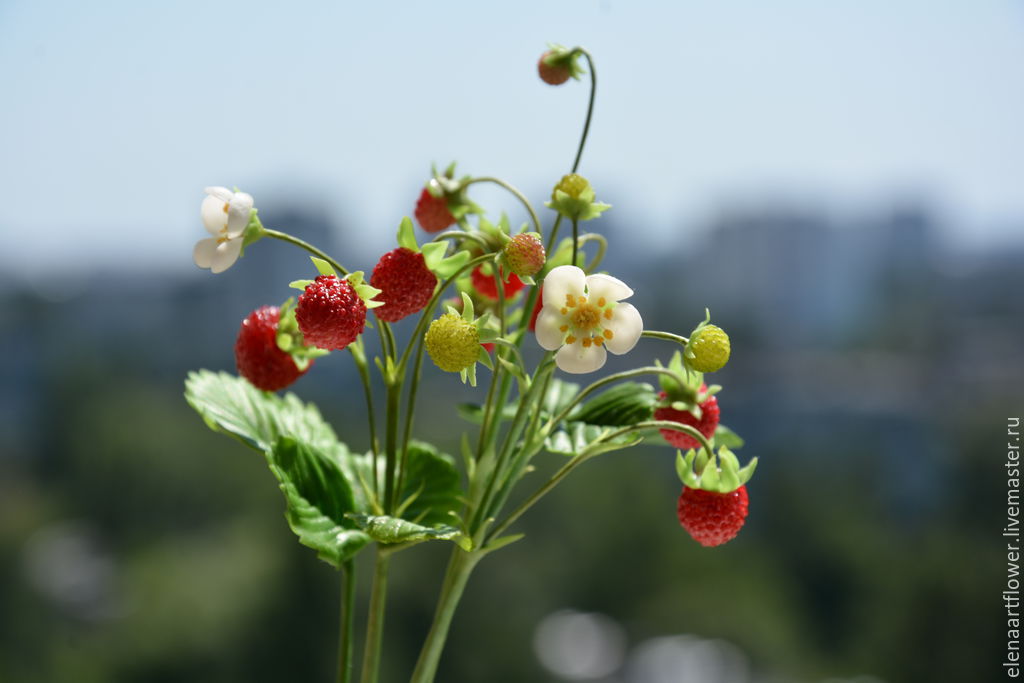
left=552, top=173, right=590, bottom=200
left=503, top=233, right=546, bottom=277
left=425, top=313, right=480, bottom=372
left=686, top=324, right=731, bottom=373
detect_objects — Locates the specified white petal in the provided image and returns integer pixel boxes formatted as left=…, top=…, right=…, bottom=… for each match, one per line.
left=535, top=308, right=567, bottom=351
left=555, top=340, right=607, bottom=374
left=604, top=302, right=643, bottom=355
left=193, top=237, right=219, bottom=269
left=210, top=237, right=243, bottom=273
left=201, top=194, right=229, bottom=235
left=225, top=191, right=254, bottom=238
left=542, top=265, right=586, bottom=308
left=585, top=272, right=633, bottom=303
left=205, top=186, right=233, bottom=201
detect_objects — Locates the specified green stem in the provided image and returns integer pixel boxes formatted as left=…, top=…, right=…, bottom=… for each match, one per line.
left=383, top=378, right=402, bottom=513
left=641, top=329, right=690, bottom=347
left=545, top=214, right=564, bottom=255
left=263, top=228, right=349, bottom=276
left=359, top=549, right=391, bottom=683
left=571, top=218, right=579, bottom=267
left=337, top=561, right=357, bottom=683
left=571, top=49, right=597, bottom=173
left=396, top=329, right=427, bottom=501
left=348, top=344, right=381, bottom=496
left=409, top=550, right=482, bottom=683
left=464, top=176, right=542, bottom=234
left=431, top=230, right=492, bottom=251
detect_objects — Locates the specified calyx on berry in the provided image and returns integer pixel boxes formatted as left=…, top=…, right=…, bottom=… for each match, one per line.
left=289, top=257, right=384, bottom=310
left=537, top=44, right=586, bottom=84
left=656, top=350, right=721, bottom=415
left=546, top=173, right=611, bottom=222
left=396, top=215, right=472, bottom=280
left=422, top=161, right=482, bottom=224
left=676, top=445, right=757, bottom=494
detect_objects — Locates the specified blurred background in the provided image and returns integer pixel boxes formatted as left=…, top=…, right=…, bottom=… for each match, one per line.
left=2, top=1, right=1022, bottom=681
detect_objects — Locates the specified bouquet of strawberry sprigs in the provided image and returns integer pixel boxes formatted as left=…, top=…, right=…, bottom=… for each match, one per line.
left=185, top=43, right=757, bottom=683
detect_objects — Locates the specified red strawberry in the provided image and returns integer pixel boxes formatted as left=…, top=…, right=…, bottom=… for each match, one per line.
left=537, top=51, right=571, bottom=85
left=528, top=285, right=544, bottom=331
left=482, top=342, right=495, bottom=353
left=677, top=485, right=749, bottom=547
left=234, top=306, right=309, bottom=391
left=414, top=188, right=456, bottom=233
left=471, top=266, right=525, bottom=300
left=370, top=247, right=437, bottom=322
left=654, top=388, right=720, bottom=450
left=296, top=275, right=366, bottom=350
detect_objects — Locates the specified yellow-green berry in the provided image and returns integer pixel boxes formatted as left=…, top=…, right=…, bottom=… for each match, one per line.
left=552, top=173, right=591, bottom=200
left=425, top=313, right=480, bottom=372
left=686, top=324, right=731, bottom=373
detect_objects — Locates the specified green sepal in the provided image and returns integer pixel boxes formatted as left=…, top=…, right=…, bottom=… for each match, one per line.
left=289, top=279, right=314, bottom=291
left=397, top=216, right=419, bottom=252
left=545, top=185, right=611, bottom=222
left=239, top=209, right=266, bottom=254
left=345, top=271, right=384, bottom=309
left=276, top=297, right=329, bottom=366
left=311, top=257, right=336, bottom=277
left=422, top=241, right=471, bottom=279
left=477, top=346, right=494, bottom=370
left=542, top=43, right=587, bottom=81
left=346, top=514, right=470, bottom=551
left=459, top=292, right=475, bottom=322
left=675, top=446, right=757, bottom=493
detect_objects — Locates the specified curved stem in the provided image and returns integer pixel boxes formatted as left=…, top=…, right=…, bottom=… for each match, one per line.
left=579, top=233, right=607, bottom=273
left=431, top=230, right=492, bottom=251
left=337, top=561, right=357, bottom=683
left=263, top=228, right=349, bottom=276
left=359, top=549, right=391, bottom=683
left=464, top=177, right=542, bottom=234
left=641, top=329, right=690, bottom=347
left=571, top=49, right=597, bottom=173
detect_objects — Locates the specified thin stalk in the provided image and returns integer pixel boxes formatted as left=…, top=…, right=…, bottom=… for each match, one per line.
left=348, top=345, right=381, bottom=495
left=571, top=49, right=597, bottom=173
left=337, top=561, right=357, bottom=683
left=545, top=214, right=564, bottom=254
left=359, top=550, right=391, bottom=683
left=396, top=329, right=427, bottom=500
left=263, top=228, right=348, bottom=276
left=431, top=230, right=492, bottom=251
left=571, top=218, right=579, bottom=267
left=640, top=329, right=690, bottom=347
left=409, top=550, right=482, bottom=683
left=464, top=176, right=542, bottom=234
left=383, top=378, right=402, bottom=513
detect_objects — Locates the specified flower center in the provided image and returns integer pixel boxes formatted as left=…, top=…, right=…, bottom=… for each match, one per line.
left=571, top=303, right=601, bottom=331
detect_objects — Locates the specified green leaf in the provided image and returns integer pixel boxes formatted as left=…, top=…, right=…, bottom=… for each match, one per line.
left=184, top=370, right=337, bottom=454
left=542, top=378, right=580, bottom=416
left=457, top=402, right=519, bottom=425
left=397, top=441, right=462, bottom=527
left=571, top=382, right=657, bottom=426
left=714, top=424, right=745, bottom=449
left=347, top=514, right=468, bottom=550
left=267, top=437, right=370, bottom=566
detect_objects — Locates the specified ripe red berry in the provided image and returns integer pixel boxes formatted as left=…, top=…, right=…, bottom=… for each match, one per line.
left=677, top=485, right=749, bottom=547
left=370, top=247, right=437, bottom=322
left=234, top=306, right=309, bottom=391
left=414, top=188, right=456, bottom=233
left=537, top=51, right=571, bottom=85
left=528, top=285, right=544, bottom=331
left=654, top=388, right=720, bottom=450
left=471, top=265, right=525, bottom=300
left=296, top=275, right=367, bottom=351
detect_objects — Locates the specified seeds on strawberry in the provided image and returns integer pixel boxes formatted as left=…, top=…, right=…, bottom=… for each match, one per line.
left=370, top=247, right=437, bottom=322
left=677, top=484, right=749, bottom=547
left=234, top=306, right=309, bottom=391
left=425, top=313, right=480, bottom=372
left=296, top=275, right=367, bottom=351
left=503, top=233, right=546, bottom=278
left=654, top=388, right=720, bottom=450
left=414, top=188, right=456, bottom=233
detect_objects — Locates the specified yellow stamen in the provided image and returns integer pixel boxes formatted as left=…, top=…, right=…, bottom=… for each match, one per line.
left=578, top=296, right=587, bottom=304
left=566, top=293, right=576, bottom=307
left=604, top=309, right=613, bottom=320
left=593, top=336, right=604, bottom=346
left=565, top=335, right=577, bottom=345
left=582, top=338, right=592, bottom=348
left=561, top=307, right=568, bottom=315
left=603, top=329, right=614, bottom=339
left=597, top=297, right=606, bottom=307
left=570, top=303, right=601, bottom=331
left=222, top=202, right=230, bottom=213
left=559, top=325, right=568, bottom=332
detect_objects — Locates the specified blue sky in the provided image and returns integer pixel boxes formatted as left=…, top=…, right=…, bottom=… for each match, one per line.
left=1, top=0, right=1023, bottom=276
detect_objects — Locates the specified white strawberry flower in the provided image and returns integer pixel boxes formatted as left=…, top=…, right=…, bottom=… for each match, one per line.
left=193, top=186, right=254, bottom=273
left=535, top=265, right=643, bottom=374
